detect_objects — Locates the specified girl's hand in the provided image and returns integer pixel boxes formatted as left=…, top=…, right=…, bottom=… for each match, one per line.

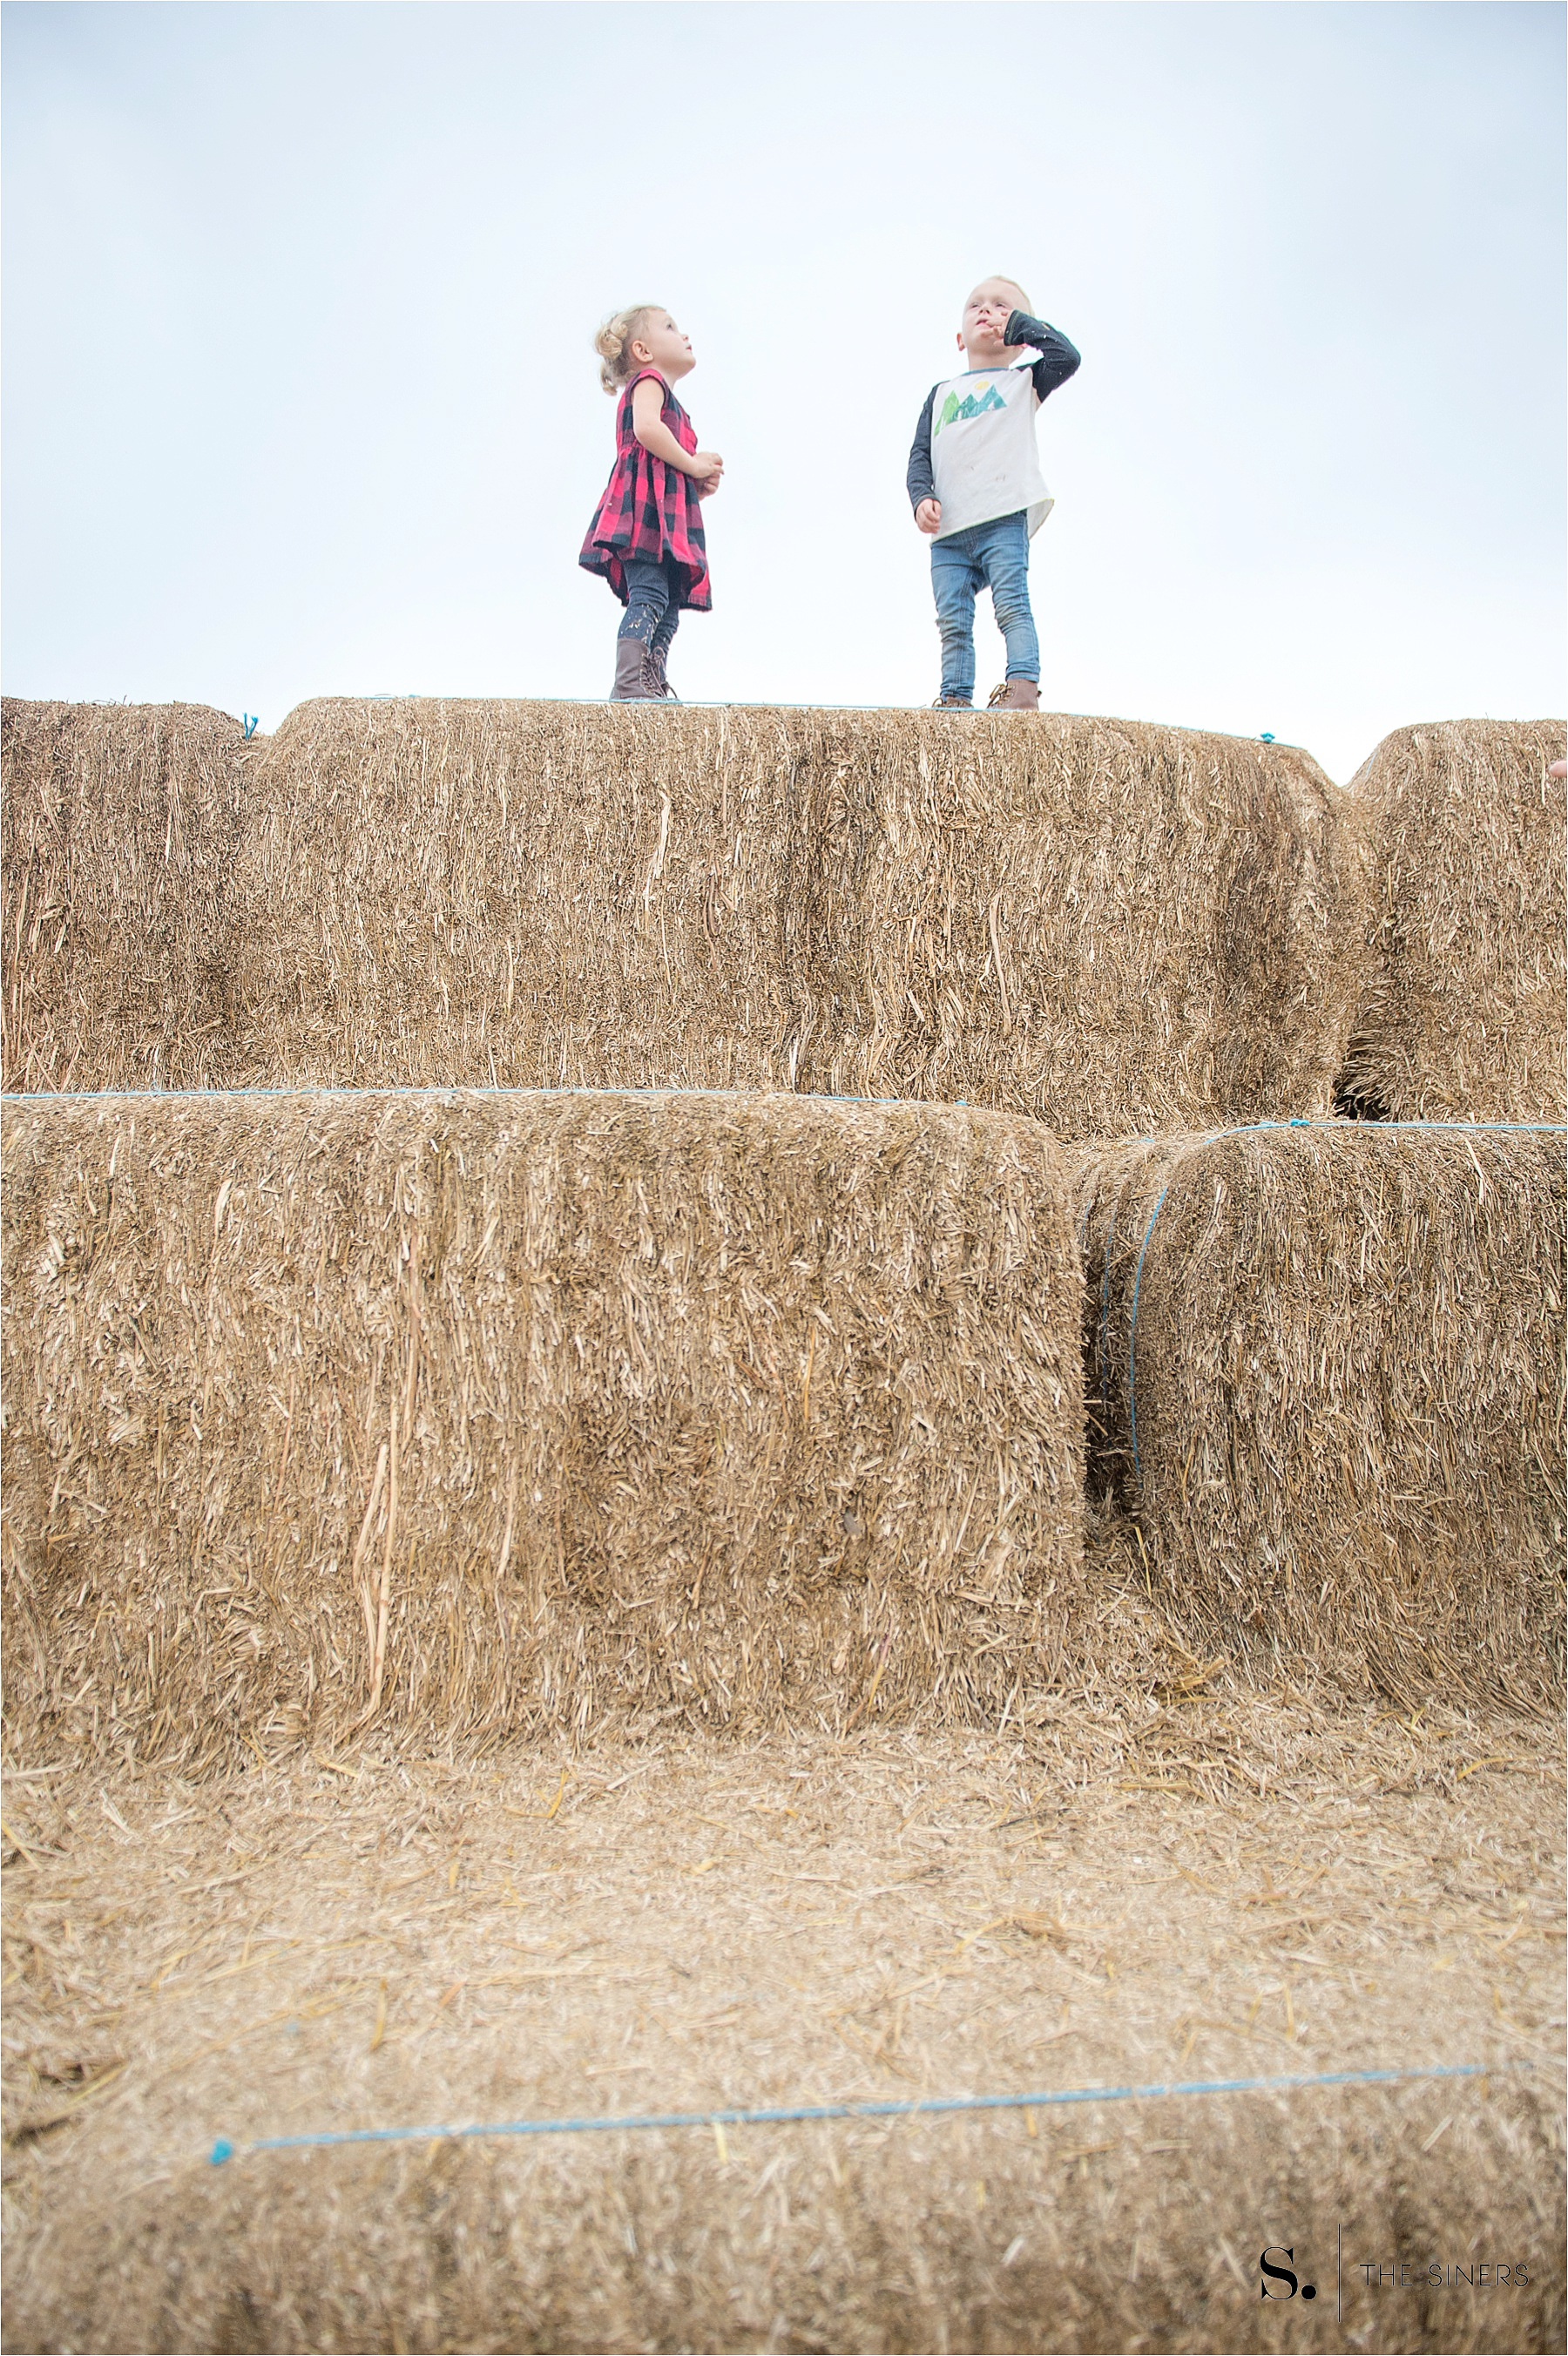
left=692, top=450, right=724, bottom=484
left=916, top=498, right=942, bottom=535
left=697, top=472, right=721, bottom=499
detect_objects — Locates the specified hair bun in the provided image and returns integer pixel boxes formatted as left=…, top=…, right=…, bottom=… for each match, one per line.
left=593, top=305, right=660, bottom=394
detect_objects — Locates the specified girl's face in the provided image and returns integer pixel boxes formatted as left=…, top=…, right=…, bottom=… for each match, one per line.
left=631, top=312, right=696, bottom=382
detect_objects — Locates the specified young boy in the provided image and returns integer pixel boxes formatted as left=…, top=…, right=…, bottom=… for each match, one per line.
left=907, top=277, right=1080, bottom=710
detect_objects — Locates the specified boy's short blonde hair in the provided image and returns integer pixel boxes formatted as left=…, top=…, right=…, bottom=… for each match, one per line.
left=979, top=274, right=1033, bottom=314
left=593, top=306, right=662, bottom=396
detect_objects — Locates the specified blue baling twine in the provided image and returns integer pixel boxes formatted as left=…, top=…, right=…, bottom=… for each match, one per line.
left=0, top=1083, right=914, bottom=1110
left=209, top=2061, right=1511, bottom=2167
left=1126, top=1171, right=1176, bottom=1485
left=1120, top=1118, right=1567, bottom=1485
left=1097, top=1200, right=1116, bottom=1444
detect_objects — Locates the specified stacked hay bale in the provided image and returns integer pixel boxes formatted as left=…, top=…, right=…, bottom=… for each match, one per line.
left=3, top=698, right=1561, bottom=2349
left=0, top=699, right=248, bottom=1091
left=4, top=698, right=1562, bottom=1729
left=226, top=698, right=1366, bottom=1137
left=1, top=1087, right=1083, bottom=1768
left=4, top=1741, right=1562, bottom=2356
left=6, top=694, right=1560, bottom=1724
left=1076, top=1120, right=1566, bottom=1704
left=1340, top=718, right=1565, bottom=1120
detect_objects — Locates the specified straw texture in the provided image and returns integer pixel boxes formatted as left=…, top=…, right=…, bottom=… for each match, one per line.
left=1340, top=719, right=1566, bottom=1120
left=1, top=1086, right=1083, bottom=1768
left=1077, top=1122, right=1565, bottom=1704
left=226, top=698, right=1365, bottom=1137
left=3, top=1721, right=1562, bottom=2354
left=0, top=698, right=248, bottom=1092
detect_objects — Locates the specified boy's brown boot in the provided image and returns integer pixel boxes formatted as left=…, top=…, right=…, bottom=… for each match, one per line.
left=610, top=638, right=658, bottom=701
left=933, top=691, right=974, bottom=709
left=987, top=679, right=1040, bottom=711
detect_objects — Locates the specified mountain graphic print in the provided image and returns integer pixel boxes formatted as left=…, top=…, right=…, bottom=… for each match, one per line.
left=934, top=382, right=1009, bottom=436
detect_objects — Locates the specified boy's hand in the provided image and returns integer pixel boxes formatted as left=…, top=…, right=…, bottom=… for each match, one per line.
left=916, top=498, right=942, bottom=534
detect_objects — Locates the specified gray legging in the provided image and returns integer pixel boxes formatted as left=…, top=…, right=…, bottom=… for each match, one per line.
left=618, top=555, right=680, bottom=674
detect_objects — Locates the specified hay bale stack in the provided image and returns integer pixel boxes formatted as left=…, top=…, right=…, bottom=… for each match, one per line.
left=1, top=1087, right=1083, bottom=1767
left=1340, top=718, right=1566, bottom=1120
left=1078, top=1121, right=1565, bottom=1703
left=229, top=698, right=1364, bottom=1136
left=0, top=699, right=248, bottom=1091
left=4, top=1740, right=1561, bottom=2356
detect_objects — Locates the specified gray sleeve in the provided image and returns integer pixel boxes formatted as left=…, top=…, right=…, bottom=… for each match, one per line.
left=1004, top=311, right=1082, bottom=402
left=907, top=385, right=938, bottom=510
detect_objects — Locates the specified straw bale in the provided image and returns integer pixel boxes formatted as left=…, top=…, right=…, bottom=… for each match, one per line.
left=227, top=697, right=1365, bottom=1137
left=0, top=698, right=249, bottom=1092
left=1077, top=1121, right=1566, bottom=1704
left=1340, top=719, right=1566, bottom=1120
left=0, top=1086, right=1082, bottom=1768
left=3, top=1716, right=1562, bottom=2353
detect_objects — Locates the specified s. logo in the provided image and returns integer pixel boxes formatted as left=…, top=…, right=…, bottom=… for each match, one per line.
left=1260, top=2247, right=1316, bottom=2299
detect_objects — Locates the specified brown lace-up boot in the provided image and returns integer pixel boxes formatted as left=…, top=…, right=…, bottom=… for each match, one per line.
left=987, top=679, right=1040, bottom=712
left=610, top=638, right=659, bottom=701
left=645, top=641, right=679, bottom=701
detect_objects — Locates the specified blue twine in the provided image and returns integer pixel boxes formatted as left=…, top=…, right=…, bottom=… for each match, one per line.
left=1121, top=1118, right=1566, bottom=1486
left=0, top=1083, right=910, bottom=1110
left=3, top=1087, right=1563, bottom=1141
left=208, top=2061, right=1511, bottom=2167
left=241, top=715, right=259, bottom=740
left=1097, top=1202, right=1117, bottom=1445
left=1126, top=1177, right=1173, bottom=1485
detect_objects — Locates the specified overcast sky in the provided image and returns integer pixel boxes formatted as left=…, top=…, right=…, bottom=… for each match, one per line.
left=3, top=0, right=1563, bottom=781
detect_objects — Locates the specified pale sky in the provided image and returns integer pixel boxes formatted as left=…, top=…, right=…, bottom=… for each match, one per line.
left=3, top=0, right=1564, bottom=782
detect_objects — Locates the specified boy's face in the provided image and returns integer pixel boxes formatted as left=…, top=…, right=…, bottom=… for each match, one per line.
left=959, top=281, right=1025, bottom=364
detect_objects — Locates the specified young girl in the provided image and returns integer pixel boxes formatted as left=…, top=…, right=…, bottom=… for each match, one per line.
left=579, top=308, right=723, bottom=701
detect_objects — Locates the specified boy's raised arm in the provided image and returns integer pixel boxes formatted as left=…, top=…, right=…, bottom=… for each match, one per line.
left=1004, top=311, right=1082, bottom=402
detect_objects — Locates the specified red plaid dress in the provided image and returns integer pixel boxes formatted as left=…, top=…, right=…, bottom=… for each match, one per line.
left=579, top=369, right=711, bottom=612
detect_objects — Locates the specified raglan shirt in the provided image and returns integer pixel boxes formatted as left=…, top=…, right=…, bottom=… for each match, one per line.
left=907, top=312, right=1080, bottom=540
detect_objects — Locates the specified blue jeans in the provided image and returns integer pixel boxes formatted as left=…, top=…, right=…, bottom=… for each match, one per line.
left=929, top=511, right=1039, bottom=702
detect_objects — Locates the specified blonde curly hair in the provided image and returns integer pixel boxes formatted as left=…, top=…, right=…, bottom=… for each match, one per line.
left=593, top=305, right=664, bottom=396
